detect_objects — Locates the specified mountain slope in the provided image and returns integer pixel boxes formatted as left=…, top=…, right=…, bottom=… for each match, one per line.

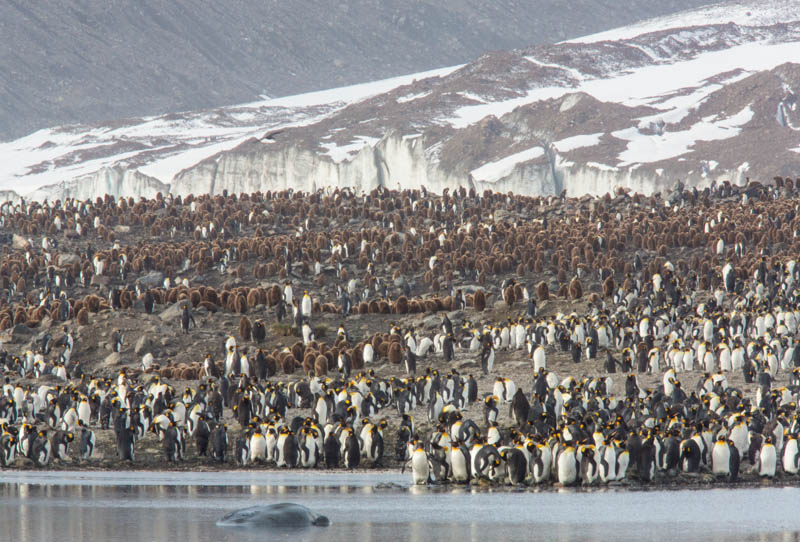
left=0, top=0, right=719, bottom=141
left=1, top=0, right=799, bottom=201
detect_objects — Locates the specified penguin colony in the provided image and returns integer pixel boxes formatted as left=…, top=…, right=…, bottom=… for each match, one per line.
left=0, top=180, right=799, bottom=487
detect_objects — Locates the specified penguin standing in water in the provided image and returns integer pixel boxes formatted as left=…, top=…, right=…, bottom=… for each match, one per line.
left=758, top=436, right=777, bottom=477
left=343, top=429, right=360, bottom=470
left=275, top=428, right=297, bottom=468
left=249, top=429, right=267, bottom=462
left=680, top=439, right=702, bottom=473
left=727, top=439, right=740, bottom=482
left=580, top=445, right=598, bottom=485
left=530, top=444, right=552, bottom=484
left=210, top=424, right=228, bottom=463
left=471, top=443, right=501, bottom=481
left=450, top=443, right=471, bottom=483
left=0, top=433, right=16, bottom=466
left=556, top=445, right=578, bottom=485
left=598, top=441, right=617, bottom=482
left=639, top=437, right=656, bottom=482
left=51, top=430, right=74, bottom=461
left=324, top=432, right=341, bottom=468
left=116, top=426, right=135, bottom=462
left=408, top=442, right=430, bottom=485
left=502, top=448, right=528, bottom=485
left=711, top=437, right=730, bottom=477
left=31, top=430, right=52, bottom=467
left=662, top=431, right=681, bottom=471
left=616, top=444, right=630, bottom=481
left=161, top=423, right=179, bottom=462
left=231, top=434, right=247, bottom=465
left=782, top=434, right=800, bottom=475
left=194, top=415, right=210, bottom=457
left=180, top=304, right=196, bottom=334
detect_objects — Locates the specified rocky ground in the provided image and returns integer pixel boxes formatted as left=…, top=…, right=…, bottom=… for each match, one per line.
left=3, top=294, right=794, bottom=489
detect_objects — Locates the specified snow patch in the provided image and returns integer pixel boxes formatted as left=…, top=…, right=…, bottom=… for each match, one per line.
left=613, top=106, right=753, bottom=165
left=448, top=41, right=798, bottom=130
left=320, top=136, right=382, bottom=163
left=396, top=91, right=432, bottom=103
left=241, top=65, right=461, bottom=109
left=553, top=133, right=604, bottom=153
left=525, top=56, right=586, bottom=83
left=586, top=162, right=619, bottom=172
left=457, top=92, right=488, bottom=104
left=470, top=146, right=545, bottom=183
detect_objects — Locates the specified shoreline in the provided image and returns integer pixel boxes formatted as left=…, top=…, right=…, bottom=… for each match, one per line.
left=3, top=466, right=800, bottom=492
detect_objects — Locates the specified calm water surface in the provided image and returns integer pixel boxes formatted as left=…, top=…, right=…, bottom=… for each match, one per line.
left=1, top=471, right=800, bottom=542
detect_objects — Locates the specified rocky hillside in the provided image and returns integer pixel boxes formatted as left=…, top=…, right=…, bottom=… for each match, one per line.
left=1, top=0, right=799, bottom=201
left=0, top=0, right=717, bottom=141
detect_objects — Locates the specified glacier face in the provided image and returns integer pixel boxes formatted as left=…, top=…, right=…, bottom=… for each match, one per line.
left=2, top=0, right=800, bottom=202
left=27, top=167, right=170, bottom=202
left=173, top=132, right=752, bottom=201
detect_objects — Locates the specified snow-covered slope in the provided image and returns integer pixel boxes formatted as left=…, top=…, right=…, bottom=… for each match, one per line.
left=2, top=0, right=799, bottom=202
left=567, top=0, right=799, bottom=43
left=0, top=66, right=458, bottom=200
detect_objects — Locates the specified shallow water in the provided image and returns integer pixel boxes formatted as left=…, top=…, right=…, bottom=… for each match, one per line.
left=2, top=471, right=800, bottom=542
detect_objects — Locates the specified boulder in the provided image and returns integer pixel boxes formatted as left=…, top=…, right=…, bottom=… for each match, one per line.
left=11, top=324, right=34, bottom=339
left=447, top=310, right=465, bottom=321
left=135, top=335, right=152, bottom=355
left=12, top=234, right=30, bottom=250
left=91, top=275, right=110, bottom=287
left=493, top=300, right=508, bottom=311
left=139, top=271, right=165, bottom=288
left=159, top=300, right=190, bottom=322
left=422, top=314, right=440, bottom=330
left=103, top=352, right=121, bottom=367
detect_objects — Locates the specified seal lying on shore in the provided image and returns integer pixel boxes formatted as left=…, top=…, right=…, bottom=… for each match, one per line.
left=216, top=503, right=330, bottom=528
